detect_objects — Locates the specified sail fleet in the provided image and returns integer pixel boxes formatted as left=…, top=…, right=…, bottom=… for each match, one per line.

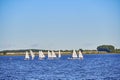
left=72, top=50, right=83, bottom=59
left=25, top=50, right=83, bottom=60
left=39, top=51, right=45, bottom=60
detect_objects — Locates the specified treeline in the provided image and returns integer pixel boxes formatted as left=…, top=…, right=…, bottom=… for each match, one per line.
left=0, top=45, right=120, bottom=55
left=97, top=45, right=120, bottom=53
left=0, top=49, right=79, bottom=54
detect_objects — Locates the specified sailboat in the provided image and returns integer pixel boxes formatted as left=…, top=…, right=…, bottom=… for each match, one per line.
left=48, top=50, right=52, bottom=59
left=58, top=50, right=61, bottom=58
left=72, top=50, right=78, bottom=59
left=24, top=51, right=30, bottom=60
left=78, top=50, right=83, bottom=59
left=30, top=50, right=35, bottom=60
left=51, top=50, right=57, bottom=58
left=39, top=51, right=45, bottom=60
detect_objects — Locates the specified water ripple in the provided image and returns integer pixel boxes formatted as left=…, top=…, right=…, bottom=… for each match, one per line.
left=0, top=54, right=120, bottom=80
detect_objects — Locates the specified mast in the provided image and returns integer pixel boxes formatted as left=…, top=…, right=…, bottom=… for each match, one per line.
left=41, top=51, right=45, bottom=58
left=25, top=51, right=30, bottom=60
left=48, top=50, right=52, bottom=58
left=79, top=50, right=83, bottom=59
left=58, top=50, right=61, bottom=58
left=72, top=50, right=77, bottom=58
left=52, top=50, right=56, bottom=58
left=39, top=51, right=45, bottom=59
left=39, top=51, right=42, bottom=58
left=30, top=50, right=35, bottom=60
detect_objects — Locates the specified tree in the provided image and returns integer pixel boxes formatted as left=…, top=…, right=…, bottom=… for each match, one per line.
left=97, top=45, right=115, bottom=52
left=79, top=49, right=83, bottom=52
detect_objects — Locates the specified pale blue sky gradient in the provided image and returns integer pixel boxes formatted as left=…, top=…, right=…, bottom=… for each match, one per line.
left=0, top=0, right=120, bottom=50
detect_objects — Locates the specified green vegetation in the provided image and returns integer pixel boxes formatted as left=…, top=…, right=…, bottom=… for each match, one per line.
left=97, top=45, right=115, bottom=52
left=114, top=49, right=120, bottom=53
left=97, top=45, right=120, bottom=53
left=0, top=45, right=120, bottom=56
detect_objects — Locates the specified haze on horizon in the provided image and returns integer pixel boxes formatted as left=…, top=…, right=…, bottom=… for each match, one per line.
left=0, top=0, right=120, bottom=50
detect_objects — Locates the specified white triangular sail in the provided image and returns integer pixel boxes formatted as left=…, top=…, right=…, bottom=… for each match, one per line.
left=30, top=50, right=35, bottom=60
left=52, top=50, right=56, bottom=58
left=48, top=50, right=52, bottom=58
left=41, top=51, right=45, bottom=58
left=58, top=50, right=61, bottom=58
left=39, top=51, right=45, bottom=59
left=78, top=50, right=83, bottom=59
left=72, top=50, right=77, bottom=58
left=25, top=51, right=30, bottom=60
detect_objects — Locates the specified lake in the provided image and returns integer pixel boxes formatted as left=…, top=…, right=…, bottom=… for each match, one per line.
left=0, top=54, right=120, bottom=80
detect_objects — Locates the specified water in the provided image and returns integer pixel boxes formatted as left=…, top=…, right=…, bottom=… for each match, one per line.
left=0, top=54, right=120, bottom=80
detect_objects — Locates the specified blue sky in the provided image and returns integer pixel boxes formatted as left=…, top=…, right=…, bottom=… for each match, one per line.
left=0, top=0, right=120, bottom=50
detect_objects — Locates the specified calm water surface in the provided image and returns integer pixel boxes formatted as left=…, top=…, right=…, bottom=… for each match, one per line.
left=0, top=54, right=120, bottom=80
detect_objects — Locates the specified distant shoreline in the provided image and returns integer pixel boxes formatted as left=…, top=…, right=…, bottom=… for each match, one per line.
left=0, top=50, right=120, bottom=56
left=0, top=48, right=120, bottom=56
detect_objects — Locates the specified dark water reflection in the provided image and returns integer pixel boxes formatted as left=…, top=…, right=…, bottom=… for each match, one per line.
left=0, top=54, right=120, bottom=80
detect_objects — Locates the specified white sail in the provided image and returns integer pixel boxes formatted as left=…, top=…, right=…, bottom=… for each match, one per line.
left=78, top=50, right=83, bottom=59
left=41, top=51, right=45, bottom=58
left=58, top=50, right=61, bottom=58
left=30, top=50, right=35, bottom=60
left=52, top=50, right=56, bottom=58
left=72, top=50, right=77, bottom=58
left=48, top=50, right=52, bottom=58
left=39, top=51, right=45, bottom=59
left=25, top=51, right=30, bottom=60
